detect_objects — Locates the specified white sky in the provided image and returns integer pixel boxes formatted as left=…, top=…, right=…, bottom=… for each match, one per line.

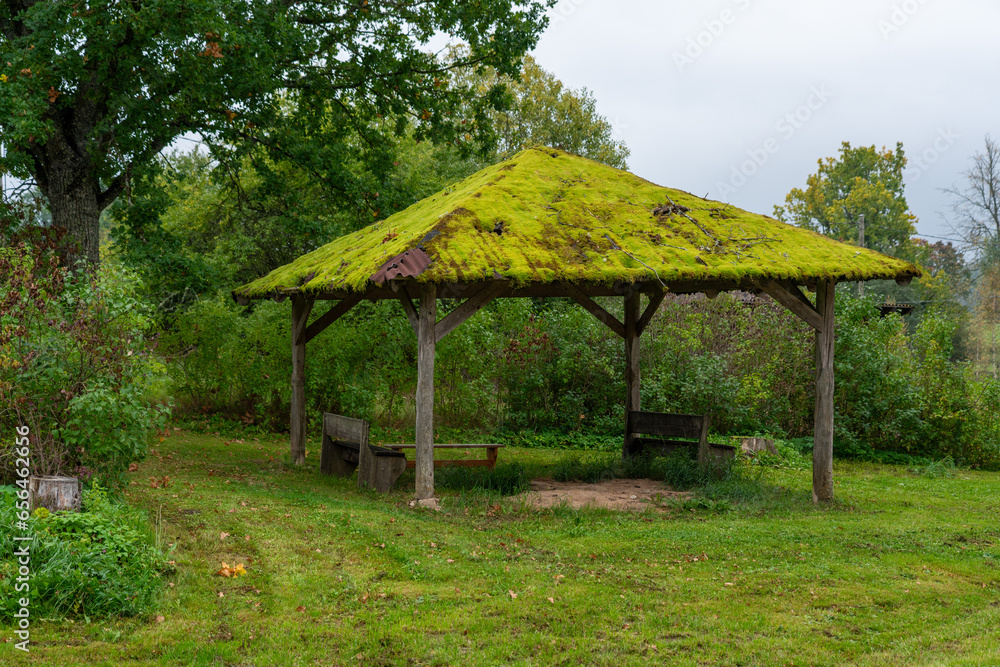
left=529, top=0, right=1000, bottom=244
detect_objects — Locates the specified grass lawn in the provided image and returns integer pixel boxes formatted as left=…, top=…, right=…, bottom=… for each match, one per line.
left=3, top=428, right=999, bottom=666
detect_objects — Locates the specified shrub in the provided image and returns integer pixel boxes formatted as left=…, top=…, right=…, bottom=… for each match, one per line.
left=0, top=241, right=169, bottom=487
left=0, top=484, right=170, bottom=620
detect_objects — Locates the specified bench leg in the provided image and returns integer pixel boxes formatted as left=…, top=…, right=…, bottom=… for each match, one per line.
left=321, top=436, right=357, bottom=477
left=487, top=447, right=498, bottom=469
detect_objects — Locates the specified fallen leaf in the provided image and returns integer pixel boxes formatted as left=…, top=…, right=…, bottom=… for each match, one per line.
left=296, top=605, right=306, bottom=613
left=218, top=591, right=225, bottom=598
left=547, top=597, right=555, bottom=604
left=508, top=590, right=517, bottom=599
left=155, top=615, right=165, bottom=623
left=128, top=463, right=139, bottom=473
left=233, top=563, right=247, bottom=577
left=215, top=562, right=233, bottom=577
left=219, top=532, right=230, bottom=541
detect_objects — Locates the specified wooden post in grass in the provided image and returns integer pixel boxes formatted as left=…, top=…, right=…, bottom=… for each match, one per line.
left=415, top=282, right=437, bottom=500
left=813, top=281, right=836, bottom=503
left=290, top=295, right=312, bottom=466
left=623, top=288, right=641, bottom=456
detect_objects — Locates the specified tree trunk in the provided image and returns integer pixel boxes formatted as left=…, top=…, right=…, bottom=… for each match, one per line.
left=33, top=122, right=105, bottom=267
left=45, top=171, right=102, bottom=267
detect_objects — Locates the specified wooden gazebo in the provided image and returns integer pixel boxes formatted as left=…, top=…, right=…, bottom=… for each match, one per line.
left=233, top=147, right=920, bottom=504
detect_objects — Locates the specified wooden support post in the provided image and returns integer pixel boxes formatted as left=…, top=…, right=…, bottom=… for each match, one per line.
left=415, top=283, right=437, bottom=500
left=623, top=289, right=641, bottom=456
left=290, top=296, right=313, bottom=466
left=813, top=281, right=836, bottom=503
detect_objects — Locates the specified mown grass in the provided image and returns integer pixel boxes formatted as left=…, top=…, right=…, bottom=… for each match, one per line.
left=2, top=428, right=999, bottom=666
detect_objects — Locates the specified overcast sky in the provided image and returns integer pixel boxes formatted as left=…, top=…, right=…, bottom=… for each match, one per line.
left=527, top=0, right=1000, bottom=245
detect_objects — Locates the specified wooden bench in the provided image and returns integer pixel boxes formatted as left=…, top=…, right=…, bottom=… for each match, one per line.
left=320, top=413, right=407, bottom=493
left=387, top=443, right=504, bottom=469
left=625, top=410, right=736, bottom=465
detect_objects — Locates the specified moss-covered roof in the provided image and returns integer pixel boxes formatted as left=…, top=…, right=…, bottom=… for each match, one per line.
left=234, top=147, right=920, bottom=299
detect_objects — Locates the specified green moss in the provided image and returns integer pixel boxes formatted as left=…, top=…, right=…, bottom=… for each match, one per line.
left=235, top=148, right=920, bottom=298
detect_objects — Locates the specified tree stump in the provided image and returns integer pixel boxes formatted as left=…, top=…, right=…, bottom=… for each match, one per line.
left=28, top=476, right=81, bottom=512
left=740, top=438, right=777, bottom=456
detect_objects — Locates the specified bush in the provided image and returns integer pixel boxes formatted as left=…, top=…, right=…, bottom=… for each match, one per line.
left=0, top=484, right=170, bottom=620
left=0, top=241, right=170, bottom=487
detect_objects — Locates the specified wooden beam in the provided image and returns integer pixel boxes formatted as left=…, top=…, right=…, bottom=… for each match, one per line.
left=623, top=290, right=641, bottom=457
left=309, top=277, right=760, bottom=302
left=813, top=280, right=836, bottom=503
left=435, top=281, right=508, bottom=343
left=414, top=283, right=437, bottom=500
left=757, top=279, right=824, bottom=332
left=397, top=293, right=419, bottom=336
left=563, top=284, right=626, bottom=339
left=301, top=293, right=363, bottom=345
left=636, top=290, right=665, bottom=336
left=290, top=296, right=313, bottom=466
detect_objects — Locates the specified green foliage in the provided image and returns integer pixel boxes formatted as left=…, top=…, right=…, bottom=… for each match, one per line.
left=832, top=293, right=1000, bottom=467
left=0, top=241, right=169, bottom=485
left=59, top=383, right=169, bottom=489
left=775, top=141, right=917, bottom=256
left=833, top=292, right=924, bottom=455
left=0, top=484, right=170, bottom=620
left=497, top=431, right=621, bottom=452
left=108, top=160, right=219, bottom=315
left=451, top=52, right=630, bottom=169
left=642, top=293, right=814, bottom=436
left=0, top=0, right=551, bottom=264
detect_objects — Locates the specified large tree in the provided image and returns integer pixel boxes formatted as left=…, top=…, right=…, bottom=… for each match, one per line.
left=111, top=54, right=631, bottom=297
left=462, top=53, right=630, bottom=169
left=0, top=0, right=550, bottom=266
left=775, top=142, right=916, bottom=256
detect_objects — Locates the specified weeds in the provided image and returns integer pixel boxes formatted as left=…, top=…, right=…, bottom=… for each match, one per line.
left=435, top=462, right=530, bottom=495
left=908, top=456, right=957, bottom=479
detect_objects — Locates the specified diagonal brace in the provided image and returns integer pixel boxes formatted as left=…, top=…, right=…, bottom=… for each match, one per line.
left=302, top=293, right=363, bottom=345
left=435, top=281, right=508, bottom=343
left=636, top=290, right=665, bottom=336
left=563, top=283, right=626, bottom=339
left=757, top=279, right=824, bottom=332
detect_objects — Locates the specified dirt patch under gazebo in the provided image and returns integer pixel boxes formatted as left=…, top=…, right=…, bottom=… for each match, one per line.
left=515, top=478, right=691, bottom=511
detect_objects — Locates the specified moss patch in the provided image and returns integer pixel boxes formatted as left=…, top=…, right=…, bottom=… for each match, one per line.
left=235, top=148, right=920, bottom=298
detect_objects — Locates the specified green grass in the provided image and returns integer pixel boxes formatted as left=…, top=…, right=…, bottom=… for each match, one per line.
left=3, top=428, right=999, bottom=666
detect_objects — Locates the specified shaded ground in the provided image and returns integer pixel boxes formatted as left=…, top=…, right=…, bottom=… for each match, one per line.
left=517, top=477, right=689, bottom=510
